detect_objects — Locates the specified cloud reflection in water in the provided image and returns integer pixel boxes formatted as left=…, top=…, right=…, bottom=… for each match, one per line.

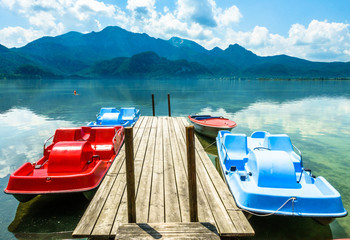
left=0, top=108, right=75, bottom=178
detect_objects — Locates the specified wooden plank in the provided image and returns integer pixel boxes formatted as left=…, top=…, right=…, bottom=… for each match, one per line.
left=75, top=116, right=253, bottom=239
left=175, top=118, right=239, bottom=235
left=163, top=117, right=181, bottom=222
left=91, top=168, right=126, bottom=237
left=168, top=118, right=190, bottom=222
left=178, top=117, right=254, bottom=236
left=149, top=117, right=165, bottom=223
left=115, top=222, right=220, bottom=240
left=73, top=139, right=128, bottom=237
left=110, top=117, right=154, bottom=236
left=72, top=175, right=117, bottom=237
left=178, top=117, right=254, bottom=234
left=107, top=116, right=145, bottom=176
left=135, top=117, right=158, bottom=222
left=73, top=117, right=147, bottom=238
left=170, top=118, right=215, bottom=224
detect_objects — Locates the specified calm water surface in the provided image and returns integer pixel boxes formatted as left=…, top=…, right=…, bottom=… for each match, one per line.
left=0, top=79, right=349, bottom=239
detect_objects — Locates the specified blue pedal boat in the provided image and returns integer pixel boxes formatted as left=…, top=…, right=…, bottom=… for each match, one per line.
left=216, top=131, right=347, bottom=225
left=88, top=107, right=140, bottom=127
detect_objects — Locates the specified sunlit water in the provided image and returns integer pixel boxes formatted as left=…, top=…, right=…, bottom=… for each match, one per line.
left=0, top=79, right=349, bottom=239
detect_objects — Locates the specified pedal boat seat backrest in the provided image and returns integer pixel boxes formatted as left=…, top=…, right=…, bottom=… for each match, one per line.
left=89, top=127, right=118, bottom=159
left=100, top=113, right=120, bottom=125
left=267, top=135, right=294, bottom=152
left=267, top=134, right=302, bottom=173
left=222, top=134, right=248, bottom=170
left=119, top=108, right=138, bottom=121
left=53, top=128, right=78, bottom=143
left=96, top=108, right=120, bottom=125
left=48, top=141, right=93, bottom=173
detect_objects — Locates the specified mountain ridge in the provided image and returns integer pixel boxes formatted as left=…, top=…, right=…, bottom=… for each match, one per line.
left=1, top=25, right=350, bottom=79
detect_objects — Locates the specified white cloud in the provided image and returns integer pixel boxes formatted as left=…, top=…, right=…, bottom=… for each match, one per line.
left=127, top=0, right=155, bottom=11
left=0, top=26, right=42, bottom=47
left=217, top=5, right=242, bottom=26
left=0, top=0, right=117, bottom=47
left=95, top=19, right=102, bottom=30
left=211, top=19, right=350, bottom=62
left=0, top=0, right=349, bottom=61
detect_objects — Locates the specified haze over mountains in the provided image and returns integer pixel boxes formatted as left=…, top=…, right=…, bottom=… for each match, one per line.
left=1, top=26, right=350, bottom=79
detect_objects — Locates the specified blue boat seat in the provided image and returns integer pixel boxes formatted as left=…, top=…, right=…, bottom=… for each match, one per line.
left=251, top=131, right=268, bottom=139
left=267, top=135, right=293, bottom=152
left=267, top=135, right=302, bottom=173
left=119, top=108, right=139, bottom=121
left=100, top=113, right=121, bottom=125
left=223, top=134, right=248, bottom=170
left=99, top=108, right=119, bottom=115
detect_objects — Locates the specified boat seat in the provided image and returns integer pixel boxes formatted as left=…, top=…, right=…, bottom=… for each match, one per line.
left=267, top=135, right=303, bottom=175
left=48, top=141, right=93, bottom=173
left=99, top=108, right=120, bottom=115
left=79, top=126, right=92, bottom=140
left=251, top=131, right=268, bottom=139
left=90, top=127, right=117, bottom=159
left=223, top=134, right=248, bottom=170
left=53, top=128, right=80, bottom=142
left=267, top=135, right=293, bottom=152
left=119, top=108, right=138, bottom=121
left=100, top=113, right=121, bottom=125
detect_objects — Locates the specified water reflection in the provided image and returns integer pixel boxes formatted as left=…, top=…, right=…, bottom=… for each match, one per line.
left=0, top=108, right=76, bottom=240
left=9, top=194, right=89, bottom=237
left=0, top=79, right=350, bottom=239
left=249, top=215, right=332, bottom=240
left=0, top=108, right=75, bottom=178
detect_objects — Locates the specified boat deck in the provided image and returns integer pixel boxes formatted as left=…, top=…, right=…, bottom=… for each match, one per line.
left=73, top=116, right=254, bottom=239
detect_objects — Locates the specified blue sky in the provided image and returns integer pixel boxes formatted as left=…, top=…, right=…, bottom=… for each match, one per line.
left=0, top=0, right=349, bottom=62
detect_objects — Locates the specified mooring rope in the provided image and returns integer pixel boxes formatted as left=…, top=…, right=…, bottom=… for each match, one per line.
left=228, top=197, right=297, bottom=217
left=204, top=140, right=217, bottom=150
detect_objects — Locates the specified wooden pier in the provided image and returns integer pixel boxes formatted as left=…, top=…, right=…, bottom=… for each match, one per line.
left=73, top=116, right=254, bottom=239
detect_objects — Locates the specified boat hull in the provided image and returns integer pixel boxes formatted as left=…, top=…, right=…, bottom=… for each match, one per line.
left=216, top=130, right=347, bottom=221
left=188, top=115, right=236, bottom=138
left=192, top=122, right=234, bottom=138
left=5, top=126, right=124, bottom=202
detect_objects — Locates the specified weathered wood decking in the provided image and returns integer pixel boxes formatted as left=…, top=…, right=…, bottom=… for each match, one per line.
left=73, top=116, right=254, bottom=239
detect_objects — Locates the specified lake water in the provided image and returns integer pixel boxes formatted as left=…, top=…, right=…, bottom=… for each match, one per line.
left=0, top=78, right=349, bottom=239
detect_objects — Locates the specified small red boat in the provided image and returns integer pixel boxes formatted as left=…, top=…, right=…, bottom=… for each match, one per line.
left=4, top=126, right=124, bottom=202
left=188, top=115, right=237, bottom=138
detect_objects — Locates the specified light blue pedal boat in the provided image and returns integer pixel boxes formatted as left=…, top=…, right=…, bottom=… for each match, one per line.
left=216, top=131, right=347, bottom=225
left=88, top=107, right=140, bottom=127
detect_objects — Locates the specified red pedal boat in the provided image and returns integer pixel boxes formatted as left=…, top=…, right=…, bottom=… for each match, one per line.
left=188, top=115, right=237, bottom=138
left=4, top=126, right=124, bottom=202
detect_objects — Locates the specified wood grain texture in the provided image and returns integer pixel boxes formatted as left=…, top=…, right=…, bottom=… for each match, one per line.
left=115, top=222, right=220, bottom=240
left=73, top=117, right=254, bottom=239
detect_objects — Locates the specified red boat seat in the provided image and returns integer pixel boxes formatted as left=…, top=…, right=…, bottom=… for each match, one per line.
left=48, top=141, right=93, bottom=173
left=53, top=128, right=79, bottom=142
left=90, top=127, right=117, bottom=159
left=53, top=127, right=94, bottom=143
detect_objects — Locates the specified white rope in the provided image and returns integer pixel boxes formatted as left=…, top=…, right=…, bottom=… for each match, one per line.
left=228, top=197, right=297, bottom=217
left=204, top=140, right=217, bottom=150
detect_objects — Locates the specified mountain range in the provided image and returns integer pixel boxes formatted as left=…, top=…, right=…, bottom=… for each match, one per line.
left=1, top=26, right=350, bottom=79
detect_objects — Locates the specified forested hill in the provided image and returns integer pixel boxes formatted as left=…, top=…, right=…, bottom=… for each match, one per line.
left=1, top=26, right=350, bottom=79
